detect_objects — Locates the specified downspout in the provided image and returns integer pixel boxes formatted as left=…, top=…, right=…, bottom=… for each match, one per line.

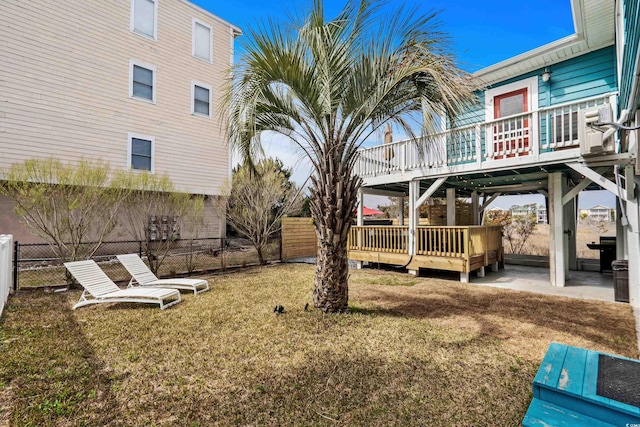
left=625, top=26, right=640, bottom=118
left=611, top=30, right=640, bottom=227
left=607, top=38, right=640, bottom=227
left=601, top=109, right=629, bottom=142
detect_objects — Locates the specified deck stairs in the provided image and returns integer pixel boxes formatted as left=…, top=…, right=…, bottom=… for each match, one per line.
left=523, top=343, right=640, bottom=426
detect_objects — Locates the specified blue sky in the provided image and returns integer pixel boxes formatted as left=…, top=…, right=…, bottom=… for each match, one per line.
left=193, top=0, right=614, bottom=209
left=195, top=0, right=576, bottom=71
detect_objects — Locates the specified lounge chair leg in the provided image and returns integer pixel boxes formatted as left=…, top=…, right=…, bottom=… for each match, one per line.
left=355, top=261, right=363, bottom=269
left=460, top=272, right=469, bottom=283
left=477, top=267, right=485, bottom=278
left=408, top=269, right=418, bottom=276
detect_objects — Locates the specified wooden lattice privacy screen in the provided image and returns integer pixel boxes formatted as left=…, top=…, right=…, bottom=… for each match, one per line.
left=425, top=201, right=473, bottom=226
left=391, top=201, right=474, bottom=226
left=281, top=218, right=317, bottom=260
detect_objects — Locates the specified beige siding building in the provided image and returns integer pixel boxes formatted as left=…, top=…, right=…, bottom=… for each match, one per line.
left=0, top=0, right=241, bottom=241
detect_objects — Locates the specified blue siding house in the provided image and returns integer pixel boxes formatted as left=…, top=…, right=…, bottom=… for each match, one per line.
left=350, top=0, right=640, bottom=303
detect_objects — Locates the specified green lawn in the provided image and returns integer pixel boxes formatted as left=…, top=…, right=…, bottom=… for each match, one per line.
left=0, top=264, right=636, bottom=426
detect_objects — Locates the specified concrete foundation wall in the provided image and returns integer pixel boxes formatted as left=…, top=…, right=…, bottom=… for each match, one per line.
left=505, top=253, right=599, bottom=271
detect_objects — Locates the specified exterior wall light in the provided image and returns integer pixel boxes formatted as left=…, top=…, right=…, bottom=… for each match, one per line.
left=541, top=68, right=552, bottom=82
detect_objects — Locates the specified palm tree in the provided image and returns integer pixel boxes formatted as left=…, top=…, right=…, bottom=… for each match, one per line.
left=225, top=0, right=477, bottom=312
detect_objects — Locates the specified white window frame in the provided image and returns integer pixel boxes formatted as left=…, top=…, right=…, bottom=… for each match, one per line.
left=130, top=0, right=158, bottom=40
left=127, top=132, right=155, bottom=173
left=191, top=81, right=212, bottom=118
left=484, top=76, right=539, bottom=121
left=484, top=76, right=538, bottom=159
left=192, top=18, right=213, bottom=63
left=129, top=59, right=157, bottom=104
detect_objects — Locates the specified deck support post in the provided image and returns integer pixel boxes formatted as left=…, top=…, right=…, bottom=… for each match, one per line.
left=616, top=198, right=627, bottom=259
left=471, top=191, right=480, bottom=225
left=408, top=180, right=419, bottom=257
left=549, top=172, right=566, bottom=287
left=396, top=197, right=404, bottom=225
left=563, top=177, right=577, bottom=273
left=477, top=266, right=485, bottom=278
left=357, top=189, right=364, bottom=227
left=408, top=181, right=420, bottom=276
left=625, top=166, right=639, bottom=307
left=491, top=262, right=499, bottom=272
left=447, top=188, right=456, bottom=226
left=355, top=189, right=364, bottom=269
left=460, top=272, right=469, bottom=283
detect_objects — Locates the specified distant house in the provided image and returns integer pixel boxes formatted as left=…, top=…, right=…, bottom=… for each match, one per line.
left=510, top=205, right=547, bottom=224
left=581, top=205, right=614, bottom=223
left=510, top=206, right=536, bottom=218
left=536, top=206, right=547, bottom=224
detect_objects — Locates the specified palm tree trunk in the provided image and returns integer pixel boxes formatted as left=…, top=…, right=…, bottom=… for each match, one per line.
left=309, top=151, right=361, bottom=313
left=313, top=236, right=350, bottom=312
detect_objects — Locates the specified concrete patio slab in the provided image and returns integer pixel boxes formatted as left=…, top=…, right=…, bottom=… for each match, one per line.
left=472, top=265, right=616, bottom=303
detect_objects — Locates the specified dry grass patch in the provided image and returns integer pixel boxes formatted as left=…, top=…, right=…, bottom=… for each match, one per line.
left=509, top=223, right=616, bottom=258
left=1, top=264, right=636, bottom=426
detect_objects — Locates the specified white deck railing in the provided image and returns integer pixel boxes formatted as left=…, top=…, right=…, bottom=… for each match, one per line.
left=539, top=95, right=611, bottom=150
left=354, top=94, right=614, bottom=177
left=0, top=235, right=13, bottom=317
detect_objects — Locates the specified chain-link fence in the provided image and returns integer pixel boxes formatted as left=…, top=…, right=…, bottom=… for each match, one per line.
left=14, top=237, right=281, bottom=289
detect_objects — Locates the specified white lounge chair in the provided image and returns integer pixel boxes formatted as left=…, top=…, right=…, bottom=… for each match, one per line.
left=65, top=260, right=182, bottom=310
left=116, top=253, right=210, bottom=294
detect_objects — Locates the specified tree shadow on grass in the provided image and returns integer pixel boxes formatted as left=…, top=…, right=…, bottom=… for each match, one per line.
left=350, top=283, right=637, bottom=358
left=198, top=347, right=536, bottom=427
left=0, top=290, right=123, bottom=426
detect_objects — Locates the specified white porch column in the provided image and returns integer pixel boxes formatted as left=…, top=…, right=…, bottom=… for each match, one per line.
left=549, top=172, right=565, bottom=287
left=408, top=181, right=419, bottom=275
left=408, top=181, right=419, bottom=257
left=357, top=189, right=364, bottom=227
left=446, top=188, right=456, bottom=226
left=616, top=198, right=627, bottom=259
left=396, top=197, right=404, bottom=226
left=471, top=191, right=480, bottom=225
left=625, top=167, right=640, bottom=307
left=355, top=189, right=364, bottom=269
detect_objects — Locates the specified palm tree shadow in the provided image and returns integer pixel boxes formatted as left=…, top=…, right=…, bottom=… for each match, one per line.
left=351, top=285, right=636, bottom=357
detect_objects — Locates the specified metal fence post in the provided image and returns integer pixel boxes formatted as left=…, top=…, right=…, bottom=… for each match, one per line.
left=13, top=240, right=19, bottom=291
left=139, top=241, right=142, bottom=257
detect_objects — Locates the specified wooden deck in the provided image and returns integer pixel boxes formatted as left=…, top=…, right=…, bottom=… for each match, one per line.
left=348, top=225, right=503, bottom=279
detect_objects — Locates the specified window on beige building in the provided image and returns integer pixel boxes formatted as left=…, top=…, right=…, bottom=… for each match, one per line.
left=130, top=61, right=156, bottom=102
left=192, top=82, right=211, bottom=117
left=131, top=0, right=157, bottom=39
left=193, top=19, right=212, bottom=62
left=128, top=133, right=155, bottom=172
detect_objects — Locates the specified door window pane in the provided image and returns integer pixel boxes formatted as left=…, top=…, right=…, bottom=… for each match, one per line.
left=494, top=88, right=527, bottom=119
left=498, top=93, right=524, bottom=117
